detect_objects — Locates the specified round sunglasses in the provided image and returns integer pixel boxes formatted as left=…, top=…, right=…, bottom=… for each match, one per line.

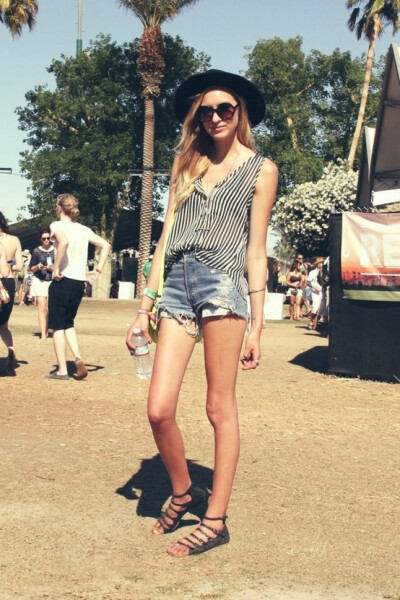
left=196, top=102, right=238, bottom=123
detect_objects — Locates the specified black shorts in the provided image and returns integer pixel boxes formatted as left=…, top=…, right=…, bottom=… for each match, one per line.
left=48, top=277, right=85, bottom=331
left=0, top=278, right=15, bottom=326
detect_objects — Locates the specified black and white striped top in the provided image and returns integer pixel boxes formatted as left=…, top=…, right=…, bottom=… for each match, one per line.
left=165, top=153, right=266, bottom=298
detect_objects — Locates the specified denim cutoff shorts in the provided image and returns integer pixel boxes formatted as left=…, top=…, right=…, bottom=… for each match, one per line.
left=158, top=251, right=248, bottom=338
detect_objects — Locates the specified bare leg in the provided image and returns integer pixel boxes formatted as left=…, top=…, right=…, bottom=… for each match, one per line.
left=148, top=317, right=197, bottom=534
left=167, top=315, right=246, bottom=557
left=52, top=329, right=68, bottom=375
left=295, top=293, right=302, bottom=319
left=289, top=297, right=295, bottom=319
left=36, top=297, right=49, bottom=339
left=65, top=327, right=81, bottom=359
left=0, top=322, right=13, bottom=349
left=0, top=321, right=17, bottom=375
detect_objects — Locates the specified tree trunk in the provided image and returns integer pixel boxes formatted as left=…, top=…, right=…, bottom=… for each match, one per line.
left=348, top=14, right=379, bottom=170
left=136, top=94, right=155, bottom=298
left=285, top=113, right=300, bottom=152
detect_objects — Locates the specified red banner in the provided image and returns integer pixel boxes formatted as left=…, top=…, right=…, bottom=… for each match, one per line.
left=341, top=213, right=400, bottom=301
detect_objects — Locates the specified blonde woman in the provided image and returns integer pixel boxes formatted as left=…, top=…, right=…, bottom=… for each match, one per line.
left=0, top=211, right=22, bottom=376
left=47, top=194, right=110, bottom=380
left=126, top=70, right=278, bottom=557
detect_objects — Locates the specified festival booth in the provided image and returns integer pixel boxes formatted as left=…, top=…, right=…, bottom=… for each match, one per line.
left=328, top=44, right=400, bottom=380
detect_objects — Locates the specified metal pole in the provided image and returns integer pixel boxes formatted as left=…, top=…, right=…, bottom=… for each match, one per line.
left=76, top=0, right=83, bottom=57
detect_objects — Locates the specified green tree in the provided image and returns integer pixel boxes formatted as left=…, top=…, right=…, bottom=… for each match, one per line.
left=0, top=0, right=38, bottom=36
left=347, top=0, right=400, bottom=168
left=315, top=48, right=384, bottom=162
left=246, top=37, right=326, bottom=193
left=17, top=34, right=209, bottom=294
left=118, top=0, right=200, bottom=296
left=245, top=37, right=384, bottom=195
left=273, top=161, right=358, bottom=255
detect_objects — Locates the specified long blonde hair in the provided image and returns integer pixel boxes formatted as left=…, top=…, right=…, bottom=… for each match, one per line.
left=174, top=88, right=254, bottom=208
left=56, top=194, right=80, bottom=220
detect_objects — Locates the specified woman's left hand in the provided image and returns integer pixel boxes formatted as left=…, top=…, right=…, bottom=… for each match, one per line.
left=240, top=332, right=261, bottom=370
left=52, top=266, right=63, bottom=281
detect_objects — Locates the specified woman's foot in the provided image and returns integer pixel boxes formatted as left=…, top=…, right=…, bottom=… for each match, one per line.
left=74, top=358, right=88, bottom=380
left=166, top=516, right=229, bottom=557
left=153, top=484, right=207, bottom=535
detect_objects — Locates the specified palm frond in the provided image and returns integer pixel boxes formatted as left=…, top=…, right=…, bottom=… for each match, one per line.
left=1, top=0, right=38, bottom=37
left=118, top=0, right=199, bottom=26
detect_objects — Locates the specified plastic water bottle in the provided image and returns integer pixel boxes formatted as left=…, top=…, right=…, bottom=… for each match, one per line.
left=132, top=328, right=152, bottom=380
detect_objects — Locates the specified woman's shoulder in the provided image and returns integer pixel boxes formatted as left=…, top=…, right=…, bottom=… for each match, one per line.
left=257, top=155, right=278, bottom=176
left=4, top=233, right=19, bottom=243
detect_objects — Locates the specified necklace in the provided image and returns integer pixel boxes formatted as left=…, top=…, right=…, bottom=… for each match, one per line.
left=205, top=149, right=239, bottom=196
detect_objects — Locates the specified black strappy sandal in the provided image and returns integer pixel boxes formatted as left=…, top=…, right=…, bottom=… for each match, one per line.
left=154, top=483, right=207, bottom=534
left=174, top=515, right=230, bottom=556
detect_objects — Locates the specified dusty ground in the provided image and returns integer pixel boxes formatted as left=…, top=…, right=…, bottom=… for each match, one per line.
left=1, top=299, right=399, bottom=600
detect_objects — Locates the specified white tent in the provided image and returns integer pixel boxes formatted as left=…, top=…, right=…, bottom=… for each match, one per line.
left=356, top=43, right=400, bottom=209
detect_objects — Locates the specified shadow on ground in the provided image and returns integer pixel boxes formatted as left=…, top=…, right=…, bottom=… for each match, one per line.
left=290, top=345, right=328, bottom=374
left=116, top=454, right=213, bottom=527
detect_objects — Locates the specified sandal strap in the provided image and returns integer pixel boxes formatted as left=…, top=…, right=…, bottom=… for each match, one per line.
left=176, top=521, right=229, bottom=553
left=171, top=483, right=195, bottom=500
left=155, top=483, right=206, bottom=534
left=199, top=521, right=226, bottom=537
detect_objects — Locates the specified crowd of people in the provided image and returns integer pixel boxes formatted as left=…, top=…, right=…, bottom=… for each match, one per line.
left=0, top=196, right=110, bottom=380
left=272, top=253, right=330, bottom=331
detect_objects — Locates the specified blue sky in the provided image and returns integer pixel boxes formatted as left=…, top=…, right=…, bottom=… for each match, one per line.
left=1, top=0, right=399, bottom=226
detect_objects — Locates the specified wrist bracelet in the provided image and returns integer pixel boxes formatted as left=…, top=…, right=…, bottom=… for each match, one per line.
left=138, top=308, right=150, bottom=314
left=143, top=287, right=157, bottom=300
left=248, top=288, right=265, bottom=295
left=95, top=268, right=102, bottom=274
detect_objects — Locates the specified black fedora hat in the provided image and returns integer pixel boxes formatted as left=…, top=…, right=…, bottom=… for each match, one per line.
left=174, top=69, right=265, bottom=126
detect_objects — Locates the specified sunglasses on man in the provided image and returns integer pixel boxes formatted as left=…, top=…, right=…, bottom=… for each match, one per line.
left=196, top=102, right=238, bottom=123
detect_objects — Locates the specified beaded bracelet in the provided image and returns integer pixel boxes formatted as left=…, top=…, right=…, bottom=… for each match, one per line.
left=138, top=308, right=150, bottom=315
left=143, top=287, right=157, bottom=300
left=248, top=288, right=265, bottom=295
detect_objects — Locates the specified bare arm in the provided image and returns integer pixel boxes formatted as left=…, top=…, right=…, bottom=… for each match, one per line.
left=87, top=233, right=111, bottom=282
left=241, top=158, right=278, bottom=370
left=11, top=237, right=23, bottom=274
left=52, top=230, right=69, bottom=280
left=0, top=244, right=8, bottom=278
left=126, top=156, right=180, bottom=351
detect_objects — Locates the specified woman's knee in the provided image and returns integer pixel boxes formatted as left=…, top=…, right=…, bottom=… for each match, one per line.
left=206, top=394, right=237, bottom=428
left=147, top=399, right=176, bottom=428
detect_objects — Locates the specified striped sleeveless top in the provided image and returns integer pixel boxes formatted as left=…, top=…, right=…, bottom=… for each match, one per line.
left=165, top=153, right=266, bottom=298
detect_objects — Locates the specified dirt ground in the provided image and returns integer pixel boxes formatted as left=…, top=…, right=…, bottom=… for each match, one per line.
left=1, top=299, right=399, bottom=600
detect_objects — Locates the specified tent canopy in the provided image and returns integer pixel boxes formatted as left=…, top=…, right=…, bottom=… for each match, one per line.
left=9, top=210, right=163, bottom=254
left=356, top=43, right=400, bottom=209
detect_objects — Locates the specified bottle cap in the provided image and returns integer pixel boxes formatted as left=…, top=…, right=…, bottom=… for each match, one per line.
left=133, top=327, right=141, bottom=334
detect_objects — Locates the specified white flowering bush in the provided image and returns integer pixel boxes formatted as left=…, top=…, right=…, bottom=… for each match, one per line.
left=273, top=161, right=358, bottom=255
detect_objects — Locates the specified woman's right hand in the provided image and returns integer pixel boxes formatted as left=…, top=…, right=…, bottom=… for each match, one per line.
left=125, top=313, right=152, bottom=354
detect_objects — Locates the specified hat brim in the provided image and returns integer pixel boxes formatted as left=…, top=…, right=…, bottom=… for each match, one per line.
left=174, top=69, right=265, bottom=127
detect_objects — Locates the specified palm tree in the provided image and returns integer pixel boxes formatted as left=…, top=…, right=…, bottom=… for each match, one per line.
left=118, top=0, right=199, bottom=296
left=347, top=0, right=400, bottom=169
left=0, top=0, right=38, bottom=37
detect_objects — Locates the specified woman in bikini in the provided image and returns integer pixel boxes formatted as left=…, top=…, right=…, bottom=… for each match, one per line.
left=0, top=211, right=22, bottom=375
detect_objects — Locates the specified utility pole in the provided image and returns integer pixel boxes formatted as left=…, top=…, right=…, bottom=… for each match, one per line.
left=76, top=0, right=83, bottom=57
